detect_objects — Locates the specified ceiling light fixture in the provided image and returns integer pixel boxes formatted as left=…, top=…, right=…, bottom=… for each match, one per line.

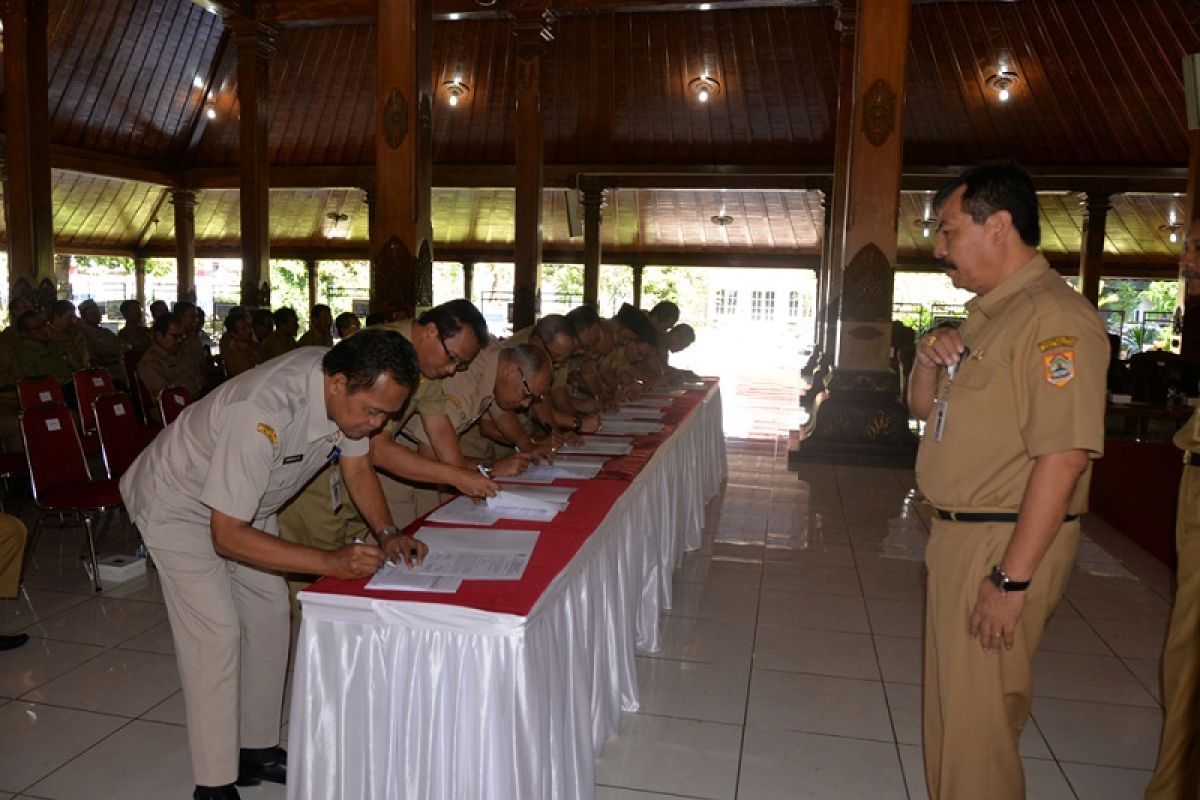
left=205, top=103, right=217, bottom=120
left=710, top=213, right=734, bottom=227
left=985, top=70, right=1020, bottom=103
left=689, top=75, right=720, bottom=104
left=326, top=211, right=350, bottom=239
left=1161, top=221, right=1184, bottom=244
left=443, top=80, right=470, bottom=107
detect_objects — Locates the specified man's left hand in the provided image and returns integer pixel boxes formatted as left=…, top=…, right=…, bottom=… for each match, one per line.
left=382, top=534, right=428, bottom=568
left=968, top=579, right=1025, bottom=653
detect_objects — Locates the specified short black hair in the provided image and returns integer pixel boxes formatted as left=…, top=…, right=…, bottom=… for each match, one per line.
left=669, top=323, right=696, bottom=348
left=335, top=312, right=361, bottom=335
left=50, top=300, right=75, bottom=319
left=364, top=312, right=389, bottom=327
left=223, top=310, right=250, bottom=333
left=153, top=312, right=183, bottom=335
left=149, top=300, right=168, bottom=313
left=615, top=303, right=658, bottom=346
left=501, top=342, right=550, bottom=376
left=17, top=310, right=43, bottom=332
left=418, top=299, right=488, bottom=346
left=119, top=299, right=141, bottom=316
left=273, top=307, right=298, bottom=327
left=322, top=328, right=419, bottom=394
left=648, top=301, right=680, bottom=326
left=533, top=313, right=577, bottom=344
left=565, top=305, right=600, bottom=332
left=173, top=300, right=196, bottom=314
left=312, top=303, right=332, bottom=318
left=934, top=161, right=1040, bottom=247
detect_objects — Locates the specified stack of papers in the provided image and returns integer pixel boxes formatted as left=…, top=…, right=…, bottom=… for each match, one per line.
left=601, top=407, right=665, bottom=421
left=499, top=455, right=607, bottom=483
left=596, top=419, right=664, bottom=436
left=427, top=486, right=575, bottom=525
left=365, top=527, right=540, bottom=591
left=558, top=436, right=634, bottom=456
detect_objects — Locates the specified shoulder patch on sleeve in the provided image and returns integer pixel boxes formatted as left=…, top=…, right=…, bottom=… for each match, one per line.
left=1038, top=335, right=1078, bottom=352
left=256, top=422, right=279, bottom=445
left=1043, top=351, right=1076, bottom=387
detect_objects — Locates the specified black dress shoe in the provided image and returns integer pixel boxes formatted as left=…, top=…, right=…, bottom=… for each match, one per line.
left=0, top=633, right=29, bottom=651
left=236, top=746, right=287, bottom=786
left=193, top=784, right=240, bottom=800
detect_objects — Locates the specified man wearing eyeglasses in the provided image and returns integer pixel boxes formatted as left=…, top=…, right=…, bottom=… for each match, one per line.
left=137, top=312, right=206, bottom=423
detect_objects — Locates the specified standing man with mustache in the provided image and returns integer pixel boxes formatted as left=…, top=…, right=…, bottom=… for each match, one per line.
left=907, top=162, right=1108, bottom=800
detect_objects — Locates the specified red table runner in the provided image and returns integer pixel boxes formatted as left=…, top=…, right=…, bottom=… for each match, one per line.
left=304, top=381, right=716, bottom=616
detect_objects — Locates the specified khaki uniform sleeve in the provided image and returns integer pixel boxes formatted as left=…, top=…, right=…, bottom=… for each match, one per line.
left=1016, top=309, right=1108, bottom=459
left=414, top=378, right=447, bottom=417
left=224, top=343, right=257, bottom=378
left=138, top=353, right=169, bottom=399
left=199, top=404, right=279, bottom=521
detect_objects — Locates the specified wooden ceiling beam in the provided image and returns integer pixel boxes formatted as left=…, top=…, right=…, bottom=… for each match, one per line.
left=175, top=29, right=238, bottom=166
left=50, top=144, right=179, bottom=187
left=191, top=0, right=256, bottom=20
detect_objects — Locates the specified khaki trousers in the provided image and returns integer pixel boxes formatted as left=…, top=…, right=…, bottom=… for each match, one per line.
left=923, top=518, right=1079, bottom=800
left=151, top=540, right=290, bottom=787
left=1146, top=466, right=1200, bottom=800
left=0, top=514, right=27, bottom=598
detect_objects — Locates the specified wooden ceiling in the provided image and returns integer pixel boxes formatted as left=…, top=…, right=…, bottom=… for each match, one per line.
left=1, top=0, right=1198, bottom=275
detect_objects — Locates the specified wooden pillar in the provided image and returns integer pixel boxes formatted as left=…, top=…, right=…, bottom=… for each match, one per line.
left=231, top=21, right=276, bottom=308
left=172, top=189, right=198, bottom=304
left=4, top=0, right=54, bottom=291
left=582, top=188, right=604, bottom=308
left=307, top=259, right=319, bottom=310
left=371, top=0, right=434, bottom=318
left=462, top=262, right=475, bottom=302
left=821, top=0, right=857, bottom=357
left=134, top=256, right=147, bottom=306
left=511, top=10, right=554, bottom=331
left=813, top=178, right=835, bottom=351
left=1187, top=129, right=1200, bottom=225
left=631, top=264, right=644, bottom=308
left=1079, top=191, right=1112, bottom=307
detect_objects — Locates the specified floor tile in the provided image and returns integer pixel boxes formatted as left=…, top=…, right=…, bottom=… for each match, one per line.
left=760, top=563, right=862, bottom=597
left=22, top=598, right=167, bottom=648
left=753, top=624, right=880, bottom=680
left=140, top=690, right=186, bottom=726
left=0, top=589, right=91, bottom=630
left=0, top=637, right=105, bottom=699
left=1033, top=697, right=1162, bottom=769
left=1038, top=615, right=1111, bottom=656
left=874, top=634, right=923, bottom=685
left=664, top=581, right=758, bottom=624
left=633, top=657, right=749, bottom=726
left=1065, top=584, right=1171, bottom=624
left=865, top=596, right=924, bottom=639
left=1033, top=651, right=1157, bottom=707
left=23, top=648, right=180, bottom=718
left=858, top=565, right=926, bottom=602
left=737, top=726, right=907, bottom=800
left=0, top=702, right=126, bottom=793
left=756, top=590, right=869, bottom=633
left=596, top=789, right=708, bottom=800
left=595, top=714, right=741, bottom=800
left=648, top=615, right=754, bottom=666
left=1120, top=657, right=1163, bottom=705
left=746, top=669, right=892, bottom=741
left=117, top=621, right=175, bottom=655
left=1087, top=615, right=1169, bottom=661
left=1060, top=762, right=1152, bottom=800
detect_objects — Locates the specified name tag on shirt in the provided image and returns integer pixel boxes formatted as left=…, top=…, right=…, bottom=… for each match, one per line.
left=282, top=454, right=303, bottom=465
left=933, top=398, right=948, bottom=442
left=329, top=468, right=343, bottom=515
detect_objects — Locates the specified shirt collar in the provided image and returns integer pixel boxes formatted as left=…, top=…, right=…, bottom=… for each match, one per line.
left=967, top=253, right=1050, bottom=319
left=306, top=361, right=341, bottom=444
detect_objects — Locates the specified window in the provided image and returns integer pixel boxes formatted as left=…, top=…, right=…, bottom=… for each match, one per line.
left=788, top=291, right=800, bottom=318
left=715, top=289, right=739, bottom=317
left=763, top=291, right=775, bottom=320
left=751, top=290, right=774, bottom=321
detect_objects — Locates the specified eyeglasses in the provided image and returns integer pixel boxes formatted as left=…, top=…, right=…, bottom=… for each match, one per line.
left=439, top=335, right=469, bottom=372
left=518, top=366, right=544, bottom=405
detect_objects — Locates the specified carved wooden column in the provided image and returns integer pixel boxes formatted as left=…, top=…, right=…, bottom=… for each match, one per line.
left=462, top=262, right=475, bottom=302
left=134, top=256, right=147, bottom=306
left=231, top=21, right=276, bottom=308
left=804, top=179, right=835, bottom=386
left=511, top=10, right=554, bottom=330
left=371, top=0, right=434, bottom=318
left=631, top=264, right=644, bottom=308
left=793, top=0, right=916, bottom=468
left=172, top=189, right=198, bottom=304
left=4, top=0, right=55, bottom=290
left=306, top=259, right=319, bottom=311
left=1079, top=191, right=1112, bottom=307
left=582, top=188, right=605, bottom=308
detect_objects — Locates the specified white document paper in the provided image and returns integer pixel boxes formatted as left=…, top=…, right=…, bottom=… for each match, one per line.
left=392, top=527, right=539, bottom=580
left=427, top=492, right=562, bottom=524
left=365, top=567, right=463, bottom=593
left=498, top=459, right=604, bottom=483
left=558, top=436, right=633, bottom=456
left=596, top=419, right=664, bottom=436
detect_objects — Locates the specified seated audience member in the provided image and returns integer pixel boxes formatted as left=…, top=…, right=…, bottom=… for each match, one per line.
left=251, top=308, right=275, bottom=344
left=647, top=300, right=681, bottom=335
left=260, top=307, right=300, bottom=361
left=216, top=306, right=245, bottom=353
left=137, top=312, right=206, bottom=422
left=298, top=304, right=334, bottom=348
left=172, top=301, right=214, bottom=384
left=47, top=300, right=91, bottom=372
left=117, top=300, right=154, bottom=351
left=148, top=299, right=169, bottom=323
left=364, top=311, right=389, bottom=328
left=195, top=308, right=216, bottom=348
left=0, top=513, right=29, bottom=651
left=221, top=310, right=264, bottom=378
left=14, top=310, right=78, bottom=397
left=1, top=294, right=34, bottom=348
left=335, top=311, right=361, bottom=340
left=77, top=299, right=129, bottom=385
left=1106, top=333, right=1133, bottom=396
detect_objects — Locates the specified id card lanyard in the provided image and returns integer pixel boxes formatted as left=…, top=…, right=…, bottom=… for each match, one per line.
left=933, top=347, right=971, bottom=443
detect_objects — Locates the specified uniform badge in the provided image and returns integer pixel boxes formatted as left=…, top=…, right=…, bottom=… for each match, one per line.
left=447, top=395, right=463, bottom=412
left=1043, top=351, right=1075, bottom=387
left=256, top=423, right=279, bottom=445
left=1038, top=336, right=1077, bottom=353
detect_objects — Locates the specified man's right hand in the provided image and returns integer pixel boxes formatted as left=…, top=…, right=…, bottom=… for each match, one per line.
left=453, top=469, right=499, bottom=498
left=324, top=543, right=384, bottom=579
left=915, top=326, right=967, bottom=370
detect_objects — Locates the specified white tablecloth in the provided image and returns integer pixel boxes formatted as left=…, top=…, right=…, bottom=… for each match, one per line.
left=288, top=386, right=726, bottom=800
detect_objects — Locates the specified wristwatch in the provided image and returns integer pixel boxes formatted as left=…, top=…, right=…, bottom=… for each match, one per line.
left=374, top=525, right=400, bottom=546
left=478, top=459, right=495, bottom=479
left=988, top=565, right=1031, bottom=595
left=573, top=414, right=584, bottom=434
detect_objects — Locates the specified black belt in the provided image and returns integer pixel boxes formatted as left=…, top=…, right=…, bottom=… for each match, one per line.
left=935, top=509, right=1079, bottom=523
left=1188, top=452, right=1200, bottom=467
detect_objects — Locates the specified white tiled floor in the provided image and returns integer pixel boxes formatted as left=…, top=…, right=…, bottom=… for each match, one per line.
left=0, top=435, right=1177, bottom=798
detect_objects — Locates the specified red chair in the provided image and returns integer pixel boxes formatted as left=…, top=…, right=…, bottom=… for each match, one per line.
left=93, top=392, right=154, bottom=481
left=17, top=375, right=66, bottom=410
left=73, top=369, right=113, bottom=455
left=159, top=385, right=192, bottom=426
left=20, top=403, right=124, bottom=592
left=123, top=350, right=151, bottom=425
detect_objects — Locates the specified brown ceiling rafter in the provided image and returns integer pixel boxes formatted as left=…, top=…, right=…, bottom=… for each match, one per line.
left=174, top=28, right=237, bottom=167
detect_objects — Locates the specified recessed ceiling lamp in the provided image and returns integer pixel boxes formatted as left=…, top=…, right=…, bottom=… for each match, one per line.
left=326, top=211, right=350, bottom=239
left=710, top=213, right=734, bottom=226
left=916, top=218, right=937, bottom=238
left=205, top=102, right=217, bottom=120
left=986, top=70, right=1020, bottom=103
left=689, top=75, right=720, bottom=104
left=443, top=80, right=470, bottom=107
left=1162, top=209, right=1184, bottom=244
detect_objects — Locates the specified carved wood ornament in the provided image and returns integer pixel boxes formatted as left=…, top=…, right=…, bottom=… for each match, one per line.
left=861, top=78, right=897, bottom=148
left=382, top=89, right=409, bottom=150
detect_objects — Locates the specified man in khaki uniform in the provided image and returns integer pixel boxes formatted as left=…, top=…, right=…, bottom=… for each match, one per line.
left=1146, top=218, right=1200, bottom=800
left=117, top=300, right=154, bottom=352
left=220, top=311, right=263, bottom=378
left=297, top=304, right=334, bottom=348
left=138, top=313, right=206, bottom=421
left=77, top=299, right=129, bottom=384
left=120, top=331, right=425, bottom=800
left=46, top=300, right=91, bottom=372
left=908, top=163, right=1107, bottom=800
left=0, top=513, right=29, bottom=651
left=259, top=308, right=299, bottom=361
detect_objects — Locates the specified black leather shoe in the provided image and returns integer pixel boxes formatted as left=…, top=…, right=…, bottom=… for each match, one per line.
left=0, top=633, right=29, bottom=651
left=193, top=784, right=240, bottom=800
left=236, top=746, right=287, bottom=786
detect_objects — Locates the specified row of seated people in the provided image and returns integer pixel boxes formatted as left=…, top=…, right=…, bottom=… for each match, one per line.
left=1105, top=333, right=1200, bottom=405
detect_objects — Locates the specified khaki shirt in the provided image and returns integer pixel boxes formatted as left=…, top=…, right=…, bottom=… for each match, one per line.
left=118, top=324, right=154, bottom=352
left=374, top=320, right=447, bottom=433
left=14, top=338, right=76, bottom=381
left=298, top=327, right=334, bottom=348
left=506, top=325, right=533, bottom=345
left=259, top=330, right=297, bottom=362
left=915, top=255, right=1108, bottom=515
left=137, top=344, right=205, bottom=403
left=223, top=337, right=264, bottom=378
left=120, top=348, right=369, bottom=553
left=48, top=328, right=90, bottom=371
left=404, top=339, right=502, bottom=442
left=79, top=323, right=128, bottom=375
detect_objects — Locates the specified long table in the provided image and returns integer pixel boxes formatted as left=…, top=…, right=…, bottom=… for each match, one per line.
left=288, top=381, right=727, bottom=800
